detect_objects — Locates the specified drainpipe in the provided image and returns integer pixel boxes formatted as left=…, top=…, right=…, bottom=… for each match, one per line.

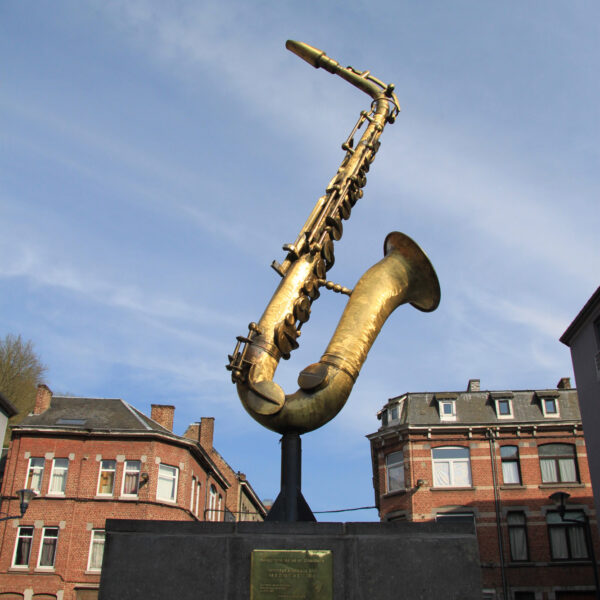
left=487, top=428, right=508, bottom=600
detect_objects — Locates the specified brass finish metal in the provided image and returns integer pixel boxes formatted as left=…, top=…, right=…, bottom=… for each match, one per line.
left=250, top=549, right=333, bottom=600
left=227, top=41, right=440, bottom=435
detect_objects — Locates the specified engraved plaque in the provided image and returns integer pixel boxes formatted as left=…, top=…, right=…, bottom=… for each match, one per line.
left=250, top=549, right=333, bottom=600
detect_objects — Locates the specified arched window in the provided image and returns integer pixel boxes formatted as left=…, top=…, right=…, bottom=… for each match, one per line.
left=538, top=444, right=578, bottom=483
left=432, top=446, right=471, bottom=488
left=385, top=451, right=405, bottom=492
left=208, top=485, right=217, bottom=521
left=218, top=494, right=223, bottom=522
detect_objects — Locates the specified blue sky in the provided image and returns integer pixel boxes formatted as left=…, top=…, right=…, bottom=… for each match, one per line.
left=1, top=1, right=598, bottom=520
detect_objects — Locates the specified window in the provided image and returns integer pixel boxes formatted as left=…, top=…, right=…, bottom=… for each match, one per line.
left=438, top=400, right=456, bottom=422
left=190, top=476, right=196, bottom=512
left=539, top=444, right=578, bottom=483
left=432, top=446, right=472, bottom=488
left=208, top=485, right=217, bottom=521
left=380, top=410, right=388, bottom=427
left=435, top=512, right=475, bottom=524
left=385, top=451, right=405, bottom=492
left=196, top=481, right=201, bottom=516
left=389, top=405, right=399, bottom=421
left=542, top=397, right=559, bottom=416
left=507, top=511, right=528, bottom=561
left=97, top=460, right=116, bottom=496
left=13, top=526, right=34, bottom=567
left=37, top=527, right=58, bottom=568
left=48, top=458, right=69, bottom=494
left=26, top=458, right=45, bottom=493
left=157, top=464, right=178, bottom=502
left=495, top=398, right=513, bottom=418
left=121, top=460, right=141, bottom=496
left=218, top=494, right=223, bottom=522
left=547, top=511, right=589, bottom=560
left=87, top=530, right=105, bottom=571
left=500, top=446, right=521, bottom=485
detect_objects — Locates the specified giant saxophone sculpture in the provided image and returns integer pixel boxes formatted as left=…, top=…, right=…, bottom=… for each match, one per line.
left=227, top=41, right=440, bottom=437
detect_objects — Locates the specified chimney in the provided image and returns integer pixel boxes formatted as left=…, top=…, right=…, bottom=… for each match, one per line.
left=183, top=422, right=201, bottom=442
left=34, top=384, right=52, bottom=415
left=199, top=417, right=214, bottom=450
left=151, top=404, right=175, bottom=432
left=467, top=379, right=480, bottom=392
left=557, top=377, right=571, bottom=390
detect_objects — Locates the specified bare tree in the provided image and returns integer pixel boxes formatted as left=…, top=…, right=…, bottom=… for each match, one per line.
left=0, top=334, right=47, bottom=445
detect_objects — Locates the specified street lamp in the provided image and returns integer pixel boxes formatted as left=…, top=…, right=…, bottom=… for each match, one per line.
left=0, top=489, right=36, bottom=522
left=549, top=491, right=600, bottom=600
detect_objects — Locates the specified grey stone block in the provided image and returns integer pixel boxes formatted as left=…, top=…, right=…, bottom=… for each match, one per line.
left=99, top=520, right=482, bottom=599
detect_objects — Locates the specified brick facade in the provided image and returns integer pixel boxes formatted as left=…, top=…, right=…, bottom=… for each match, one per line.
left=0, top=390, right=264, bottom=600
left=368, top=379, right=599, bottom=600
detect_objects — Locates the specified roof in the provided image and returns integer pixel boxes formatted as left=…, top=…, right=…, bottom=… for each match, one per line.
left=371, top=387, right=581, bottom=431
left=560, top=286, right=600, bottom=346
left=13, top=396, right=230, bottom=488
left=15, top=396, right=173, bottom=434
left=0, top=391, right=18, bottom=418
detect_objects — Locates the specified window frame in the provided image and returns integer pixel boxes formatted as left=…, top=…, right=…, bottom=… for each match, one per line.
left=538, top=444, right=579, bottom=484
left=431, top=446, right=472, bottom=488
left=438, top=400, right=457, bottom=422
left=500, top=445, right=522, bottom=485
left=156, top=464, right=179, bottom=503
left=37, top=526, right=59, bottom=569
left=385, top=450, right=405, bottom=493
left=120, top=460, right=141, bottom=498
left=25, top=457, right=45, bottom=494
left=547, top=510, right=590, bottom=561
left=190, top=476, right=196, bottom=512
left=208, top=485, right=217, bottom=521
left=495, top=398, right=513, bottom=419
left=87, top=529, right=106, bottom=572
left=48, top=458, right=69, bottom=496
left=96, top=459, right=117, bottom=496
left=12, top=526, right=34, bottom=568
left=507, top=511, right=529, bottom=562
left=541, top=397, right=560, bottom=418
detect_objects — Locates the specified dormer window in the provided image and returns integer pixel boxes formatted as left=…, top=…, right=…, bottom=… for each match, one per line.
left=542, top=397, right=560, bottom=418
left=495, top=398, right=513, bottom=419
left=438, top=400, right=456, bottom=422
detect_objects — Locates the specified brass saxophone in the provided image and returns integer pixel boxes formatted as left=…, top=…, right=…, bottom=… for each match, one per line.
left=227, top=41, right=440, bottom=434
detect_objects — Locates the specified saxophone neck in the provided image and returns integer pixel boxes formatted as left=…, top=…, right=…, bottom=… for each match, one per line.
left=286, top=40, right=400, bottom=119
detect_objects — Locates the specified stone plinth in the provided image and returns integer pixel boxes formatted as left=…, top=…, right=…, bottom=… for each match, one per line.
left=99, top=520, right=482, bottom=599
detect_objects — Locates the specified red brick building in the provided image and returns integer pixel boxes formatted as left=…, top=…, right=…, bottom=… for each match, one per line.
left=0, top=386, right=265, bottom=600
left=368, top=378, right=599, bottom=600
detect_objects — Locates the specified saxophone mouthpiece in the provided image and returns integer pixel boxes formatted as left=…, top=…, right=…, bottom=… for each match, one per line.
left=286, top=40, right=338, bottom=73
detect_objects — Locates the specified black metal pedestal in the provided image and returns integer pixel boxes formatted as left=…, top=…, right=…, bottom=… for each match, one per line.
left=265, top=432, right=316, bottom=522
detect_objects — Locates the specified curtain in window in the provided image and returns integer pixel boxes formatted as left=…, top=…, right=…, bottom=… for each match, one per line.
left=502, top=461, right=520, bottom=484
left=50, top=459, right=68, bottom=493
left=433, top=462, right=450, bottom=487
left=453, top=461, right=471, bottom=486
left=388, top=464, right=404, bottom=491
left=540, top=459, right=557, bottom=483
left=124, top=472, right=138, bottom=494
left=39, top=532, right=57, bottom=567
left=15, top=528, right=33, bottom=565
left=90, top=531, right=105, bottom=569
left=558, top=458, right=576, bottom=482
left=157, top=477, right=175, bottom=500
left=549, top=527, right=569, bottom=559
left=507, top=513, right=527, bottom=560
left=569, top=526, right=587, bottom=558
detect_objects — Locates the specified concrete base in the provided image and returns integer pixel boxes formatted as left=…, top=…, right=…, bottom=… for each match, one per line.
left=99, top=520, right=482, bottom=600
